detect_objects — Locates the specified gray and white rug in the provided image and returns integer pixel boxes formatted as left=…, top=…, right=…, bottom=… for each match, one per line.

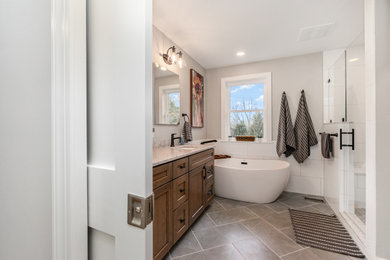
left=289, top=209, right=365, bottom=258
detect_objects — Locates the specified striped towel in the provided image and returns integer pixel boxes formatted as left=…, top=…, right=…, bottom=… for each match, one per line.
left=321, top=132, right=333, bottom=159
left=276, top=92, right=296, bottom=157
left=182, top=120, right=192, bottom=143
left=293, top=91, right=318, bottom=163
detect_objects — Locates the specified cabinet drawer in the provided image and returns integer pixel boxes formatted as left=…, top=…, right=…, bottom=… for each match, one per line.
left=189, top=149, right=214, bottom=170
left=173, top=201, right=189, bottom=243
left=172, top=174, right=188, bottom=210
left=153, top=163, right=172, bottom=190
left=172, top=157, right=189, bottom=179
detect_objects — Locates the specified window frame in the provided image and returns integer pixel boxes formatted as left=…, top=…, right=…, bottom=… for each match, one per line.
left=221, top=73, right=272, bottom=141
left=158, top=84, right=180, bottom=124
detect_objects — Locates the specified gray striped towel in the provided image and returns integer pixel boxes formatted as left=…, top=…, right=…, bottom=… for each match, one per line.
left=321, top=132, right=333, bottom=159
left=182, top=120, right=192, bottom=143
left=293, top=91, right=318, bottom=163
left=276, top=92, right=296, bottom=157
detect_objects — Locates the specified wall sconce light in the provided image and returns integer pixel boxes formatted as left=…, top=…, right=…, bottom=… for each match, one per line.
left=163, top=46, right=184, bottom=68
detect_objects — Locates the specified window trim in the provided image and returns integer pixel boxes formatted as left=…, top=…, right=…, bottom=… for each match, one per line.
left=220, top=72, right=272, bottom=141
left=158, top=84, right=180, bottom=124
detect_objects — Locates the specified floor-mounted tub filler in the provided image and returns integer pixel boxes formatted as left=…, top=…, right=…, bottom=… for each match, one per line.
left=214, top=158, right=290, bottom=203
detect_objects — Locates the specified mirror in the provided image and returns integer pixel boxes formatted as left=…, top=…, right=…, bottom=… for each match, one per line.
left=153, top=65, right=180, bottom=125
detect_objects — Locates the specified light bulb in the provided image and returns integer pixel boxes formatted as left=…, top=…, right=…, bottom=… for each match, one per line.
left=171, top=52, right=177, bottom=63
left=178, top=58, right=183, bottom=68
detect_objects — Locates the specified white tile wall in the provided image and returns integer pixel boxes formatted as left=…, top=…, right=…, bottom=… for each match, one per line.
left=215, top=140, right=324, bottom=196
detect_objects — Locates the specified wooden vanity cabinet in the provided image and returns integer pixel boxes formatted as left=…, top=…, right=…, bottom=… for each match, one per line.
left=188, top=165, right=206, bottom=225
left=153, top=148, right=214, bottom=260
left=153, top=182, right=172, bottom=260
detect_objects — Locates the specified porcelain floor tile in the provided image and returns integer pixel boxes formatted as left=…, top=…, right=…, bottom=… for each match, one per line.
left=233, top=238, right=280, bottom=260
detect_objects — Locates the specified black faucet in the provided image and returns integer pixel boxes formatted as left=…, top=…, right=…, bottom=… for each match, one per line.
left=170, top=133, right=181, bottom=147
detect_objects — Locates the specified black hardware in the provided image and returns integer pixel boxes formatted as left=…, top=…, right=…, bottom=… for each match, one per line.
left=200, top=139, right=217, bottom=145
left=319, top=132, right=338, bottom=137
left=182, top=113, right=190, bottom=121
left=241, top=161, right=248, bottom=165
left=179, top=188, right=185, bottom=193
left=179, top=218, right=185, bottom=223
left=170, top=133, right=182, bottom=147
left=202, top=166, right=207, bottom=179
left=207, top=190, right=212, bottom=196
left=339, top=128, right=355, bottom=150
left=179, top=164, right=186, bottom=169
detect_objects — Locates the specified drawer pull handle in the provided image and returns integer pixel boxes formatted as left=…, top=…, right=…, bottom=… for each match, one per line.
left=179, top=188, right=185, bottom=193
left=179, top=164, right=186, bottom=169
left=202, top=166, right=206, bottom=179
left=179, top=218, right=185, bottom=223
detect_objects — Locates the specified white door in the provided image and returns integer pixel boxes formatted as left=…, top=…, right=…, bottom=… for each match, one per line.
left=87, top=0, right=153, bottom=259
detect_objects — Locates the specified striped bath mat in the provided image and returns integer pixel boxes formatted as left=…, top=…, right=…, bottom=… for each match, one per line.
left=289, top=209, right=365, bottom=258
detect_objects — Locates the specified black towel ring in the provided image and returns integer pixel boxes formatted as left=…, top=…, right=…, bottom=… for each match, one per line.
left=182, top=113, right=190, bottom=121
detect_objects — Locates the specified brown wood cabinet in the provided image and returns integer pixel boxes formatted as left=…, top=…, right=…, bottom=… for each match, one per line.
left=153, top=182, right=172, bottom=260
left=153, top=148, right=214, bottom=260
left=188, top=165, right=206, bottom=225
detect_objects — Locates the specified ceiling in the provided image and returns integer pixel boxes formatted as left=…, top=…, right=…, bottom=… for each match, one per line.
left=153, top=0, right=364, bottom=69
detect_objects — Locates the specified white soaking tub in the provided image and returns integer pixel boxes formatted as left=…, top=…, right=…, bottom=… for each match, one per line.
left=214, top=158, right=290, bottom=203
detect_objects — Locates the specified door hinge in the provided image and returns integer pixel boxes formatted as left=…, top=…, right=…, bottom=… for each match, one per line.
left=127, top=193, right=153, bottom=229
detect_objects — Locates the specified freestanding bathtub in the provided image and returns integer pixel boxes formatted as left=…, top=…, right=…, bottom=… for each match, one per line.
left=214, top=158, right=290, bottom=203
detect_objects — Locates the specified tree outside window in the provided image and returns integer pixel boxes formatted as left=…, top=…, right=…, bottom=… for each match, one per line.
left=229, top=83, right=264, bottom=138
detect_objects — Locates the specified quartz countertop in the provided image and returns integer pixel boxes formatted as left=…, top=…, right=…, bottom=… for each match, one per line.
left=153, top=143, right=216, bottom=167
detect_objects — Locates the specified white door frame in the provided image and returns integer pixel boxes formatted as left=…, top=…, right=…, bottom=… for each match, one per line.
left=51, top=0, right=88, bottom=259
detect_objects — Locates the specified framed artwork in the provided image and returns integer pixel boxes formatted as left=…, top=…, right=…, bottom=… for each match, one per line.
left=190, top=69, right=204, bottom=128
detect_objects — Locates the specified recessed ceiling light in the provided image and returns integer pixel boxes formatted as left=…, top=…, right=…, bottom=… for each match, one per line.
left=349, top=58, right=359, bottom=62
left=160, top=66, right=167, bottom=71
left=236, top=51, right=245, bottom=57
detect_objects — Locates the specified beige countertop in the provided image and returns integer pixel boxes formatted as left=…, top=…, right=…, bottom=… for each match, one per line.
left=153, top=143, right=216, bottom=167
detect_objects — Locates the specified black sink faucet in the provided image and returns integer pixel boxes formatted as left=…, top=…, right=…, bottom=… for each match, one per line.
left=170, top=133, right=181, bottom=147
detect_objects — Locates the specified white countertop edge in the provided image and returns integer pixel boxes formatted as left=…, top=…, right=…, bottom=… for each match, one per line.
left=153, top=143, right=216, bottom=167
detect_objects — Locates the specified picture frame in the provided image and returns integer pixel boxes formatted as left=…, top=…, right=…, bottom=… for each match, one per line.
left=190, top=69, right=204, bottom=128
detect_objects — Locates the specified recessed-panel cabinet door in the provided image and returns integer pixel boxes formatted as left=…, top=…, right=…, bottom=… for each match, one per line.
left=188, top=166, right=206, bottom=225
left=153, top=182, right=173, bottom=260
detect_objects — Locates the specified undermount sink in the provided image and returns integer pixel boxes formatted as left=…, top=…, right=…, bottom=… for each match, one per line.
left=174, top=145, right=198, bottom=150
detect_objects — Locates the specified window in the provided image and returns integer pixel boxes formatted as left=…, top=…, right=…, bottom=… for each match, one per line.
left=159, top=84, right=180, bottom=124
left=221, top=73, right=272, bottom=141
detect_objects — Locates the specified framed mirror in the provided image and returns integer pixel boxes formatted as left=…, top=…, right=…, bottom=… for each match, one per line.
left=153, top=65, right=180, bottom=125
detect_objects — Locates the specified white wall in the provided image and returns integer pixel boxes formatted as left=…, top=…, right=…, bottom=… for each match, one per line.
left=207, top=53, right=324, bottom=196
left=373, top=0, right=390, bottom=257
left=0, top=0, right=52, bottom=259
left=153, top=27, right=207, bottom=146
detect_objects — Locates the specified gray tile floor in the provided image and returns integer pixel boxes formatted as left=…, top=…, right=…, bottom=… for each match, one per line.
left=164, top=192, right=363, bottom=260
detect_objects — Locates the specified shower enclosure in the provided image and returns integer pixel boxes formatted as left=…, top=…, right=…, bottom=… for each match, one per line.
left=322, top=33, right=366, bottom=246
